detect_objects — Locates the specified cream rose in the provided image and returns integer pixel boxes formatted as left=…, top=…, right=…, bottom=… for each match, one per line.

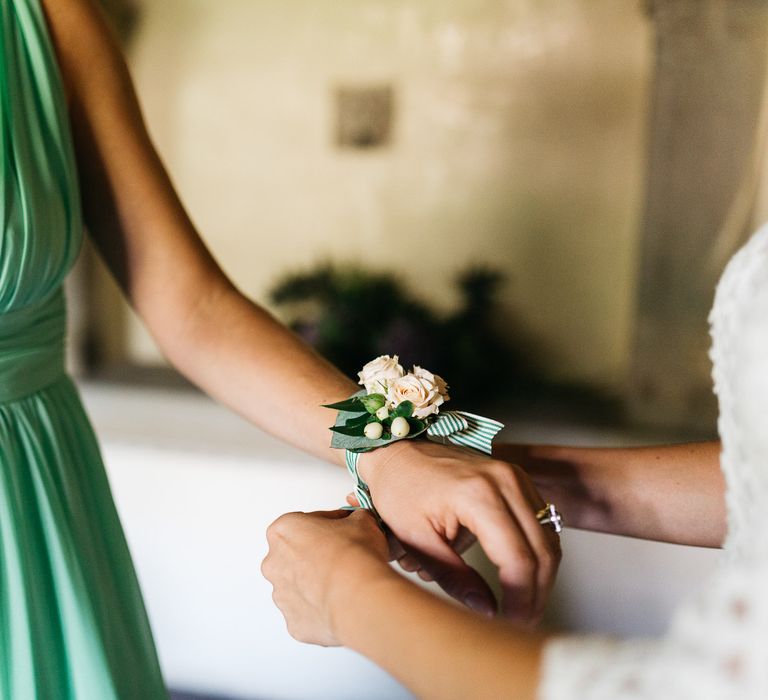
left=412, top=366, right=450, bottom=403
left=357, top=355, right=405, bottom=394
left=387, top=372, right=445, bottom=419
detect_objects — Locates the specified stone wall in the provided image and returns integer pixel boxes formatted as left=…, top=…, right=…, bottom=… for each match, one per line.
left=102, top=0, right=652, bottom=392
left=629, top=0, right=768, bottom=429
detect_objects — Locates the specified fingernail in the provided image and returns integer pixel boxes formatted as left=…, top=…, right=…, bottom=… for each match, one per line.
left=464, top=593, right=495, bottom=618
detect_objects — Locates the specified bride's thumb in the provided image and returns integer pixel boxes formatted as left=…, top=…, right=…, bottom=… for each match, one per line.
left=345, top=492, right=360, bottom=507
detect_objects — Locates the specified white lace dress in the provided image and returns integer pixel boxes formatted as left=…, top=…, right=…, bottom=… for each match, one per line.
left=539, top=226, right=768, bottom=700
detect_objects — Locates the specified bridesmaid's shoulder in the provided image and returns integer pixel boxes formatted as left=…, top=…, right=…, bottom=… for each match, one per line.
left=40, top=0, right=125, bottom=100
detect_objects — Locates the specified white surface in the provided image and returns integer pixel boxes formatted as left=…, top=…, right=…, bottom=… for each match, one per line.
left=79, top=382, right=721, bottom=699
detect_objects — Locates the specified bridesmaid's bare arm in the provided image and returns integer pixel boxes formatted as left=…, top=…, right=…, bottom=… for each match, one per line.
left=43, top=0, right=355, bottom=465
left=40, top=0, right=563, bottom=621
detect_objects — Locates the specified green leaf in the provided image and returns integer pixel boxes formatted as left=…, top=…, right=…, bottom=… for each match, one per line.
left=407, top=417, right=426, bottom=435
left=330, top=424, right=367, bottom=437
left=343, top=413, right=372, bottom=427
left=391, top=401, right=414, bottom=418
left=322, top=397, right=365, bottom=412
left=359, top=393, right=387, bottom=414
left=328, top=389, right=407, bottom=451
left=330, top=432, right=394, bottom=451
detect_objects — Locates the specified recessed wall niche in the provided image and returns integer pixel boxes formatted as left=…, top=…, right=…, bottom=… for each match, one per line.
left=335, top=85, right=394, bottom=150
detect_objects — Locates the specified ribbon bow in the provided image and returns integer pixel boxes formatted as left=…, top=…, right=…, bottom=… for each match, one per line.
left=426, top=410, right=504, bottom=454
left=345, top=410, right=504, bottom=519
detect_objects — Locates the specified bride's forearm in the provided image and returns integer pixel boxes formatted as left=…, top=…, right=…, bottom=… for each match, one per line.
left=331, top=564, right=545, bottom=700
left=494, top=442, right=726, bottom=547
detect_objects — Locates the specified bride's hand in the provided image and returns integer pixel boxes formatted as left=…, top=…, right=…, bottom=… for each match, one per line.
left=356, top=440, right=561, bottom=624
left=262, top=509, right=392, bottom=646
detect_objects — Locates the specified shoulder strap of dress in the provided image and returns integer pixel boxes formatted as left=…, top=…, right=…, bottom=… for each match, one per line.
left=0, top=0, right=82, bottom=259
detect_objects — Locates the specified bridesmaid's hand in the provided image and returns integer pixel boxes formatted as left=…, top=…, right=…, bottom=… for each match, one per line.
left=262, top=509, right=392, bottom=646
left=356, top=440, right=561, bottom=624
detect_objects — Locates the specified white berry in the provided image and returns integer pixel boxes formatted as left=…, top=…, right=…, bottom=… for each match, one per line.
left=364, top=422, right=384, bottom=440
left=390, top=416, right=411, bottom=438
left=375, top=406, right=390, bottom=421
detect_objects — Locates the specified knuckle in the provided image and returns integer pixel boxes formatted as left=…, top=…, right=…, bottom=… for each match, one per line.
left=538, top=550, right=560, bottom=577
left=260, top=555, right=273, bottom=580
left=265, top=519, right=285, bottom=545
left=509, top=550, right=537, bottom=577
left=266, top=512, right=298, bottom=544
left=487, top=460, right=514, bottom=483
left=461, top=474, right=497, bottom=502
left=285, top=621, right=314, bottom=645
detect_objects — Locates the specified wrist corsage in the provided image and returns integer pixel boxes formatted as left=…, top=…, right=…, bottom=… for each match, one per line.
left=324, top=355, right=504, bottom=517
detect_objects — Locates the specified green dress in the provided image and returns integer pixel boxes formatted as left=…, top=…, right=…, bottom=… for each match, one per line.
left=1, top=1, right=168, bottom=697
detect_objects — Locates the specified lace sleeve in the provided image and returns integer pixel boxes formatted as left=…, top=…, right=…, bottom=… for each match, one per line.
left=537, top=507, right=768, bottom=698
left=539, top=575, right=768, bottom=700
left=536, top=225, right=768, bottom=700
left=538, top=631, right=744, bottom=700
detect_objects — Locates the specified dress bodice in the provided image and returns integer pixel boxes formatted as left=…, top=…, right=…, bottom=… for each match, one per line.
left=540, top=224, right=768, bottom=699
left=0, top=0, right=83, bottom=402
left=1, top=0, right=82, bottom=313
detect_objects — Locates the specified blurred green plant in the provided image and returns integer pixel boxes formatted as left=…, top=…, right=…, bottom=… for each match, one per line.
left=269, top=264, right=541, bottom=403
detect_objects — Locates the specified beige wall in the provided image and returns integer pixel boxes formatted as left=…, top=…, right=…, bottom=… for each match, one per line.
left=123, top=0, right=652, bottom=390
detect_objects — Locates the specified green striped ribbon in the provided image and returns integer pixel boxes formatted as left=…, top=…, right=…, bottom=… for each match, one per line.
left=345, top=410, right=504, bottom=518
left=345, top=449, right=374, bottom=515
left=426, top=411, right=504, bottom=453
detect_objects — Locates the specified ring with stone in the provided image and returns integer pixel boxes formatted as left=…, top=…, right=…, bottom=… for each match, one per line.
left=536, top=503, right=564, bottom=533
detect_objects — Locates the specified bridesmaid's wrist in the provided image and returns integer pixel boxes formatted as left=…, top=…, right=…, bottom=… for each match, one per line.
left=328, top=555, right=400, bottom=646
left=355, top=439, right=413, bottom=489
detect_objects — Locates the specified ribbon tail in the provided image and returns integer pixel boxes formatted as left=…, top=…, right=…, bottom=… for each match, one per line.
left=427, top=411, right=504, bottom=455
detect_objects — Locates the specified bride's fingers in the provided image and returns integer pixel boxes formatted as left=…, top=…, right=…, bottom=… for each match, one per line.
left=519, top=501, right=562, bottom=621
left=451, top=526, right=477, bottom=555
left=417, top=568, right=435, bottom=582
left=455, top=491, right=540, bottom=623
left=400, top=532, right=496, bottom=616
left=386, top=532, right=406, bottom=562
left=398, top=529, right=473, bottom=577
left=507, top=477, right=563, bottom=620
left=345, top=493, right=360, bottom=507
left=397, top=553, right=422, bottom=573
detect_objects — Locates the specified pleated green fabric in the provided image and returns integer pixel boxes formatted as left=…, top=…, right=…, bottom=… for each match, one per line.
left=1, top=1, right=168, bottom=697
